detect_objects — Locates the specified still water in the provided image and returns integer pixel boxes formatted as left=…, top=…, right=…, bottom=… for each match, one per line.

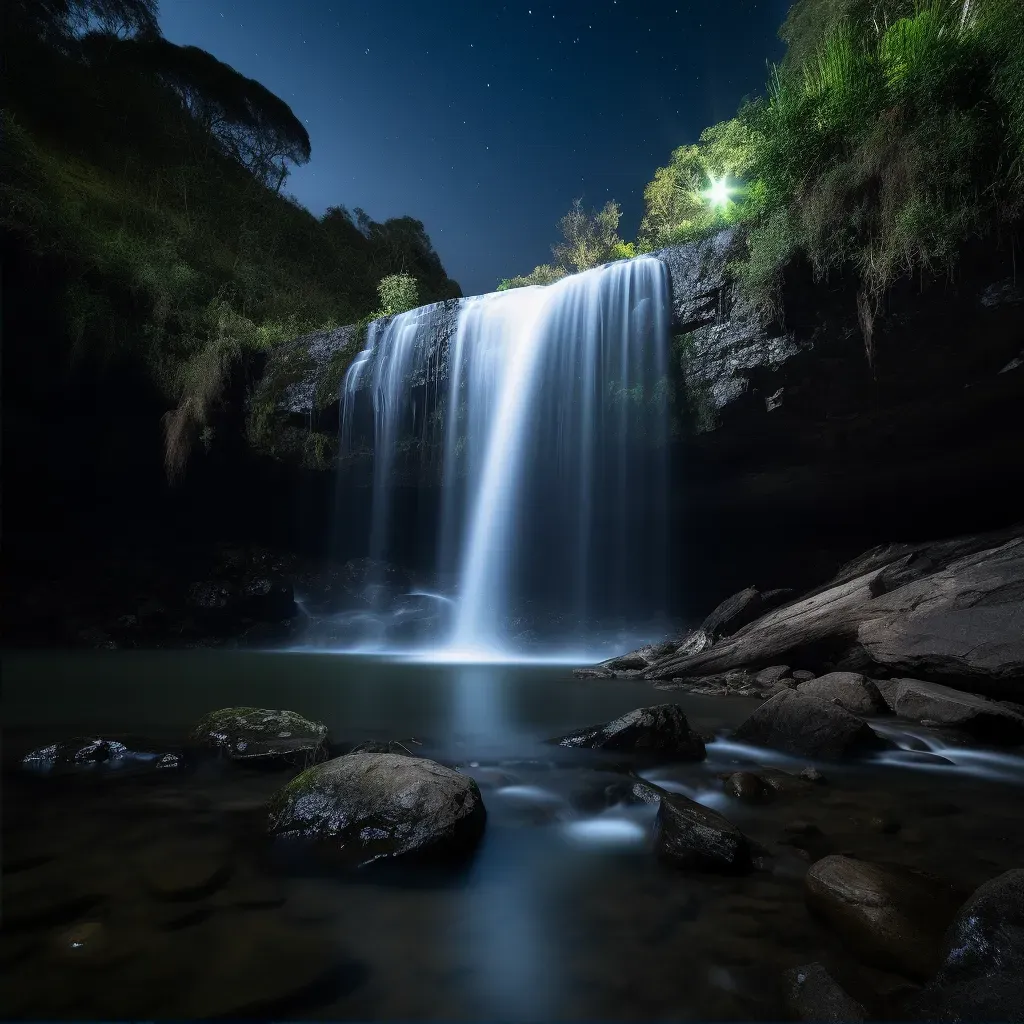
left=4, top=652, right=1024, bottom=1020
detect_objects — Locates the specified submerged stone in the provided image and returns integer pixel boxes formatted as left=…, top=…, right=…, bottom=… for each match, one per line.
left=552, top=704, right=706, bottom=760
left=19, top=736, right=182, bottom=778
left=804, top=854, right=964, bottom=981
left=267, top=752, right=486, bottom=867
left=188, top=707, right=328, bottom=763
left=782, top=963, right=866, bottom=1022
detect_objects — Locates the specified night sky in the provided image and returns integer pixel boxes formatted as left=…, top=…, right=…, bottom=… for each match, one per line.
left=158, top=1, right=790, bottom=297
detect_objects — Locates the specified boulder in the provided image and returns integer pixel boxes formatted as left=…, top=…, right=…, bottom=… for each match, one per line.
left=796, top=673, right=888, bottom=715
left=756, top=665, right=792, bottom=686
left=19, top=736, right=181, bottom=778
left=654, top=789, right=753, bottom=873
left=646, top=529, right=1024, bottom=701
left=266, top=753, right=486, bottom=867
left=782, top=963, right=866, bottom=1022
left=188, top=707, right=327, bottom=763
left=732, top=691, right=886, bottom=759
left=910, top=869, right=1024, bottom=1022
left=722, top=771, right=774, bottom=803
left=701, top=586, right=795, bottom=640
left=804, top=855, right=965, bottom=980
left=552, top=704, right=706, bottom=760
left=887, top=678, right=1024, bottom=743
left=791, top=670, right=816, bottom=682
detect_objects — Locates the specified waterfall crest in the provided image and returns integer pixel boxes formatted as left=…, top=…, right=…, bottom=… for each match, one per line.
left=337, top=256, right=672, bottom=659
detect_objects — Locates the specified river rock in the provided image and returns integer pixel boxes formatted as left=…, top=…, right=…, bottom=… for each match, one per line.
left=701, top=586, right=796, bottom=640
left=732, top=691, right=886, bottom=759
left=19, top=736, right=182, bottom=778
left=722, top=771, right=773, bottom=803
left=887, top=678, right=1024, bottom=743
left=796, top=673, right=888, bottom=715
left=552, top=704, right=706, bottom=760
left=654, top=789, right=753, bottom=872
left=188, top=707, right=328, bottom=762
left=910, top=868, right=1024, bottom=1022
left=782, top=963, right=866, bottom=1022
left=756, top=665, right=792, bottom=686
left=804, top=854, right=964, bottom=980
left=267, top=753, right=486, bottom=866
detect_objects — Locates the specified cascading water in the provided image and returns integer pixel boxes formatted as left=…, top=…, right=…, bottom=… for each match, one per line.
left=335, top=256, right=672, bottom=659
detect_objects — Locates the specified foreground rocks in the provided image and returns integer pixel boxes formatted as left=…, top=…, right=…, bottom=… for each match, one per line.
left=19, top=736, right=181, bottom=778
left=653, top=787, right=753, bottom=873
left=910, top=868, right=1024, bottom=1022
left=266, top=753, right=486, bottom=867
left=884, top=678, right=1024, bottom=744
left=189, top=707, right=328, bottom=763
left=552, top=704, right=707, bottom=761
left=732, top=691, right=886, bottom=759
left=804, top=855, right=965, bottom=980
left=795, top=673, right=887, bottom=715
left=781, top=963, right=865, bottom=1022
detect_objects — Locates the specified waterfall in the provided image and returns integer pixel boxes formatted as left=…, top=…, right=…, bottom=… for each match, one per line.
left=337, top=256, right=672, bottom=658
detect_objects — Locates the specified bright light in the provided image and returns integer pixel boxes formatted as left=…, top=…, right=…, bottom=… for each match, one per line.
left=706, top=176, right=731, bottom=208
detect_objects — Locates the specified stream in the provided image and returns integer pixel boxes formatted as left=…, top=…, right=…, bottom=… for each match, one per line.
left=4, top=651, right=1024, bottom=1020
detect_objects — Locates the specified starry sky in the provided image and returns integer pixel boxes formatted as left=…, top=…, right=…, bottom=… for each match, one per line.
left=158, top=1, right=790, bottom=297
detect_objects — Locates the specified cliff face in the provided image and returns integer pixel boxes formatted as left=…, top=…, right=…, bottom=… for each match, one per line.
left=251, top=230, right=1024, bottom=614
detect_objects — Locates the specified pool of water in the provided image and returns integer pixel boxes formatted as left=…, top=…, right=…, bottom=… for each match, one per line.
left=4, top=652, right=1024, bottom=1020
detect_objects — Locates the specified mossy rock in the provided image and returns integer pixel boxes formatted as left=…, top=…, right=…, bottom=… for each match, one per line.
left=267, top=752, right=486, bottom=867
left=188, top=707, right=328, bottom=763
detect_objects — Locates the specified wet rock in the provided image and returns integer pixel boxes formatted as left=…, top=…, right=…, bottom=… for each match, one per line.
left=348, top=738, right=422, bottom=756
left=654, top=789, right=753, bottom=873
left=799, top=767, right=826, bottom=783
left=910, top=869, right=1024, bottom=1022
left=19, top=736, right=182, bottom=778
left=267, top=752, right=486, bottom=867
left=887, top=678, right=1024, bottom=744
left=756, top=665, right=792, bottom=686
left=782, top=963, right=866, bottom=1022
left=701, top=586, right=795, bottom=640
left=188, top=707, right=328, bottom=763
left=722, top=771, right=773, bottom=803
left=804, top=854, right=964, bottom=980
left=573, top=667, right=614, bottom=679
left=140, top=840, right=232, bottom=901
left=552, top=704, right=706, bottom=760
left=791, top=670, right=816, bottom=682
left=732, top=691, right=886, bottom=759
left=796, top=673, right=888, bottom=715
left=872, top=678, right=901, bottom=711
left=603, top=652, right=649, bottom=671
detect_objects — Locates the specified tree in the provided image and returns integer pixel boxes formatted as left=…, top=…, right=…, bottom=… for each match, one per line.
left=12, top=0, right=159, bottom=46
left=96, top=36, right=311, bottom=190
left=552, top=198, right=628, bottom=273
left=376, top=274, right=419, bottom=316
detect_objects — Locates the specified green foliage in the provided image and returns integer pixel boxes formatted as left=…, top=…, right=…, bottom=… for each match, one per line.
left=498, top=198, right=633, bottom=286
left=636, top=117, right=755, bottom=252
left=552, top=198, right=631, bottom=273
left=376, top=273, right=419, bottom=316
left=497, top=264, right=568, bottom=290
left=729, top=0, right=1024, bottom=360
left=3, top=8, right=460, bottom=479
